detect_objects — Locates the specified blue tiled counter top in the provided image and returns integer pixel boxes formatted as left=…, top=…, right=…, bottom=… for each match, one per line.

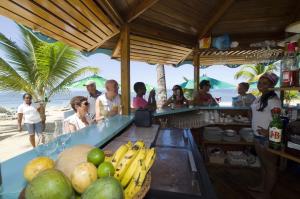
left=1, top=115, right=134, bottom=199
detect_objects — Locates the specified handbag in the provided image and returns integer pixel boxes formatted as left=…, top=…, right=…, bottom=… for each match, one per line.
left=134, top=109, right=153, bottom=127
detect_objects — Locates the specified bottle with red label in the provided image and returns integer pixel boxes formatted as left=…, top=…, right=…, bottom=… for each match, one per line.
left=269, top=107, right=284, bottom=150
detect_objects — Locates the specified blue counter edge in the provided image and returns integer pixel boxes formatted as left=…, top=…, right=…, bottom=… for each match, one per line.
left=1, top=115, right=134, bottom=198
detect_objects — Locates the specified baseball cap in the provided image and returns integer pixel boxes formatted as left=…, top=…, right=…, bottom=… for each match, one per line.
left=84, top=80, right=96, bottom=86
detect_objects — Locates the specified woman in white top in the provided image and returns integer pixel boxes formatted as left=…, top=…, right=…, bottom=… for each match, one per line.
left=95, top=80, right=121, bottom=122
left=66, top=96, right=92, bottom=133
left=18, top=93, right=42, bottom=147
left=249, top=72, right=281, bottom=199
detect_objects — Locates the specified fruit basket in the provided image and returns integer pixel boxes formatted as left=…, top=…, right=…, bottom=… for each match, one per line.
left=19, top=142, right=155, bottom=199
left=105, top=150, right=152, bottom=199
left=18, top=172, right=151, bottom=199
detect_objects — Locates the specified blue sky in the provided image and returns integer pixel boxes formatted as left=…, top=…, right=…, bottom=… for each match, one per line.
left=0, top=16, right=242, bottom=89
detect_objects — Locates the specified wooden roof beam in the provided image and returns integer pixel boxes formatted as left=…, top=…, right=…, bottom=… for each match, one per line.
left=95, top=0, right=124, bottom=27
left=198, top=0, right=234, bottom=40
left=127, top=0, right=160, bottom=23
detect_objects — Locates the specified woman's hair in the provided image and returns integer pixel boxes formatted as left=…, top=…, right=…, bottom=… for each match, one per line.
left=200, top=80, right=210, bottom=89
left=239, top=82, right=250, bottom=91
left=257, top=91, right=277, bottom=112
left=23, top=93, right=32, bottom=100
left=172, top=85, right=184, bottom=97
left=70, top=96, right=88, bottom=112
left=133, top=82, right=146, bottom=93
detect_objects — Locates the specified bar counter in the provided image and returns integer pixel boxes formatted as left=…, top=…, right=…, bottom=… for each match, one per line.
left=1, top=113, right=217, bottom=199
left=1, top=115, right=134, bottom=199
left=154, top=105, right=250, bottom=117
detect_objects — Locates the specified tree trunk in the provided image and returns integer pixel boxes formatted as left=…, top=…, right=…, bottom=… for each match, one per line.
left=39, top=103, right=46, bottom=131
left=156, top=64, right=167, bottom=108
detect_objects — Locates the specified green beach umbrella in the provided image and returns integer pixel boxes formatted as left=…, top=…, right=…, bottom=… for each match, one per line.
left=180, top=75, right=235, bottom=89
left=67, top=74, right=106, bottom=89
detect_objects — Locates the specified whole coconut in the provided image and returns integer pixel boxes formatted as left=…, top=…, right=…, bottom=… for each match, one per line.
left=82, top=176, right=124, bottom=199
left=25, top=169, right=74, bottom=199
left=55, top=144, right=93, bottom=179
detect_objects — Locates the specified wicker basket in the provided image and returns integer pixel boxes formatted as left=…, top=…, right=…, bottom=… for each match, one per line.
left=19, top=151, right=151, bottom=199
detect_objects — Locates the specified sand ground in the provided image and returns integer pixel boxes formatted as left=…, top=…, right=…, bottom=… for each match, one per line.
left=0, top=107, right=65, bottom=161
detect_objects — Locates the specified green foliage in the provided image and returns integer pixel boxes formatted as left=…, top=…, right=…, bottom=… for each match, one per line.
left=0, top=25, right=98, bottom=101
left=284, top=91, right=300, bottom=104
left=234, top=63, right=277, bottom=82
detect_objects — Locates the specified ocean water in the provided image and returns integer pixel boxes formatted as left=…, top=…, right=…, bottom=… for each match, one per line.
left=0, top=89, right=237, bottom=110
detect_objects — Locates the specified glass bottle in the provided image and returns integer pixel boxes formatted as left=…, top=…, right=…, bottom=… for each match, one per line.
left=297, top=39, right=300, bottom=87
left=269, top=107, right=284, bottom=150
left=290, top=42, right=299, bottom=87
left=281, top=43, right=289, bottom=87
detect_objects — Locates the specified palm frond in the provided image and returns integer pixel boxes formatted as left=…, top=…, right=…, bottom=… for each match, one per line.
left=234, top=70, right=255, bottom=81
left=0, top=57, right=33, bottom=94
left=183, top=76, right=189, bottom=82
left=48, top=67, right=99, bottom=97
left=265, top=64, right=278, bottom=72
left=0, top=32, right=31, bottom=81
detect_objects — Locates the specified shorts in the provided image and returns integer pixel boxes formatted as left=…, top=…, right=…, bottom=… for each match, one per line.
left=254, top=135, right=268, bottom=146
left=25, top=122, right=43, bottom=135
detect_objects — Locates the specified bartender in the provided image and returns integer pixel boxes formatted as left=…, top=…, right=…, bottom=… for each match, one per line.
left=249, top=72, right=281, bottom=199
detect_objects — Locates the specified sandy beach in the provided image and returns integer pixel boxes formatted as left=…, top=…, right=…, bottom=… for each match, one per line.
left=0, top=107, right=66, bottom=161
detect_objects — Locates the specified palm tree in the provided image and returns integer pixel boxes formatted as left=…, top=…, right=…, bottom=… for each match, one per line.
left=156, top=64, right=167, bottom=108
left=0, top=25, right=98, bottom=126
left=234, top=63, right=278, bottom=82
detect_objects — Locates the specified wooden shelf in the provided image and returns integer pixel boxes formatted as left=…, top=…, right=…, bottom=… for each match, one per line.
left=205, top=162, right=260, bottom=169
left=267, top=148, right=300, bottom=164
left=202, top=140, right=254, bottom=146
left=269, top=87, right=300, bottom=91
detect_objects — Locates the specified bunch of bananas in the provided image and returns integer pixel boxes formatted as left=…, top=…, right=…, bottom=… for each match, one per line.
left=110, top=140, right=156, bottom=199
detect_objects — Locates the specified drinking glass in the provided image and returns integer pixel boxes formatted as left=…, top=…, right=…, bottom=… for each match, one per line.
left=55, top=120, right=71, bottom=153
left=215, top=97, right=222, bottom=104
left=35, top=132, right=58, bottom=157
left=102, top=105, right=110, bottom=121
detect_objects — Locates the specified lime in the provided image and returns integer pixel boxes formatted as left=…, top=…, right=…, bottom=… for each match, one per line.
left=97, top=162, right=115, bottom=178
left=87, top=148, right=105, bottom=166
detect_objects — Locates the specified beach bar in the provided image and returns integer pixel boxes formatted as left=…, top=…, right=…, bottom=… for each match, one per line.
left=1, top=0, right=300, bottom=199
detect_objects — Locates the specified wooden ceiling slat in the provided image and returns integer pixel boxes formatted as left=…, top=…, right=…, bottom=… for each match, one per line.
left=131, top=42, right=187, bottom=56
left=129, top=55, right=178, bottom=64
left=129, top=51, right=182, bottom=61
left=50, top=0, right=109, bottom=40
left=198, top=0, right=235, bottom=39
left=0, top=2, right=91, bottom=49
left=95, top=0, right=124, bottom=27
left=131, top=40, right=188, bottom=55
left=129, top=49, right=183, bottom=59
left=66, top=0, right=113, bottom=36
left=9, top=0, right=96, bottom=45
left=0, top=6, right=85, bottom=50
left=131, top=35, right=191, bottom=52
left=34, top=0, right=104, bottom=42
left=81, top=0, right=119, bottom=33
left=127, top=0, right=160, bottom=22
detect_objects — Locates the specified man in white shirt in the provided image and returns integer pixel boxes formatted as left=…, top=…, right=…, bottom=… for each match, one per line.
left=17, top=93, right=42, bottom=147
left=95, top=80, right=121, bottom=121
left=84, top=80, right=101, bottom=119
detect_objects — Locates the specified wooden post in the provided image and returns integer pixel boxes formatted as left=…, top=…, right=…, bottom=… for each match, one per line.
left=193, top=48, right=200, bottom=93
left=120, top=24, right=130, bottom=115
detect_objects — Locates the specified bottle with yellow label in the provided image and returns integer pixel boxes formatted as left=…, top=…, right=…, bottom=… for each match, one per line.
left=269, top=107, right=284, bottom=150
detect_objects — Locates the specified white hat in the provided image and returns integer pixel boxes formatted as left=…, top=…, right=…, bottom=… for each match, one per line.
left=84, top=80, right=96, bottom=86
